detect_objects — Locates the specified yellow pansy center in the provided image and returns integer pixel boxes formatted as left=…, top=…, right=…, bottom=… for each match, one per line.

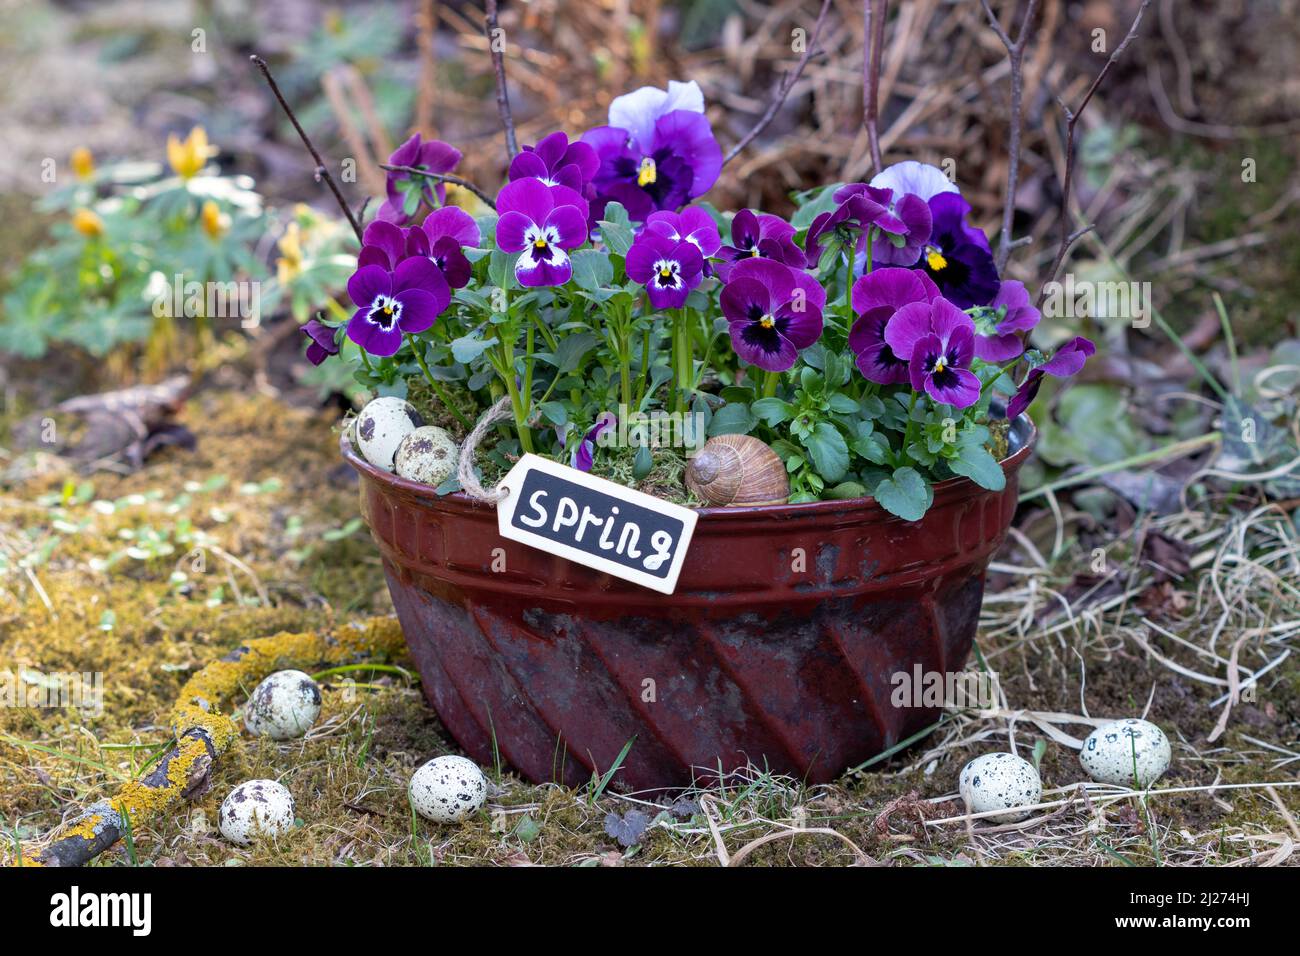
left=925, top=247, right=948, bottom=271
left=759, top=314, right=775, bottom=329
left=659, top=267, right=672, bottom=278
left=534, top=237, right=548, bottom=249
left=933, top=356, right=947, bottom=373
left=637, top=157, right=657, bottom=187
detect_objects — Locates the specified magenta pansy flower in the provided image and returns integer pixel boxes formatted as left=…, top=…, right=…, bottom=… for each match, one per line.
left=643, top=207, right=721, bottom=258
left=720, top=258, right=825, bottom=372
left=346, top=258, right=450, bottom=357
left=1007, top=337, right=1096, bottom=418
left=582, top=81, right=722, bottom=221
left=976, top=280, right=1040, bottom=362
left=377, top=134, right=462, bottom=224
left=848, top=267, right=940, bottom=385
left=356, top=220, right=411, bottom=271
left=570, top=412, right=617, bottom=472
left=494, top=177, right=588, bottom=288
left=509, top=131, right=600, bottom=195
left=626, top=231, right=704, bottom=309
left=884, top=296, right=982, bottom=408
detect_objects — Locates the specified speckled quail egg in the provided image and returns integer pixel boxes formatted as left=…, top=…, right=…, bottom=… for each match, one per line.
left=1080, top=718, right=1171, bottom=787
left=958, top=752, right=1043, bottom=823
left=355, top=396, right=424, bottom=471
left=409, top=755, right=488, bottom=823
left=244, top=669, right=322, bottom=740
left=218, top=779, right=296, bottom=845
left=394, top=426, right=459, bottom=486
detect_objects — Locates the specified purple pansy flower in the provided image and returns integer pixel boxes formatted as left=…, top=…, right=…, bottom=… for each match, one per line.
left=377, top=134, right=462, bottom=225
left=975, top=280, right=1040, bottom=362
left=916, top=192, right=999, bottom=309
left=804, top=184, right=899, bottom=268
left=848, top=267, right=940, bottom=385
left=833, top=183, right=932, bottom=269
left=301, top=318, right=339, bottom=366
left=1006, top=337, right=1097, bottom=418
left=626, top=231, right=704, bottom=309
left=509, top=131, right=600, bottom=196
left=718, top=209, right=804, bottom=277
left=720, top=258, right=825, bottom=372
left=356, top=220, right=411, bottom=271
left=346, top=257, right=450, bottom=357
left=494, top=177, right=588, bottom=288
left=884, top=297, right=982, bottom=408
left=410, top=206, right=481, bottom=289
left=570, top=412, right=617, bottom=472
left=643, top=207, right=721, bottom=258
left=582, top=80, right=722, bottom=221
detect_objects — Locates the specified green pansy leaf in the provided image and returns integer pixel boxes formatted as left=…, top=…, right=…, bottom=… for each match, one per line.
left=873, top=466, right=932, bottom=521
left=802, top=421, right=849, bottom=483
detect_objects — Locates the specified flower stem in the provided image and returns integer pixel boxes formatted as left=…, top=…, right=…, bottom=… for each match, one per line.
left=498, top=337, right=535, bottom=454
left=763, top=369, right=780, bottom=398
left=902, top=390, right=920, bottom=457
left=407, top=335, right=473, bottom=431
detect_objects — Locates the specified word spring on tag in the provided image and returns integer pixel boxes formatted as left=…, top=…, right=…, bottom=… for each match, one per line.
left=495, top=454, right=697, bottom=594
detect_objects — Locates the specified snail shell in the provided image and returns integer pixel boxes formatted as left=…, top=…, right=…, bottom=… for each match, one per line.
left=686, top=434, right=789, bottom=507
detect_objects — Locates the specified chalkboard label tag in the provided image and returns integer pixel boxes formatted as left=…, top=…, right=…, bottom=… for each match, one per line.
left=495, top=454, right=697, bottom=595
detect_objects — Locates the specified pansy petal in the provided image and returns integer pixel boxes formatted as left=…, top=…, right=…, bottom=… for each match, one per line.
left=423, top=206, right=481, bottom=247
left=729, top=257, right=796, bottom=302
left=357, top=245, right=391, bottom=270
left=927, top=366, right=981, bottom=409
left=496, top=177, right=555, bottom=221
left=851, top=267, right=930, bottom=316
left=347, top=264, right=391, bottom=309
left=393, top=287, right=445, bottom=334
left=869, top=160, right=958, bottom=202
left=651, top=110, right=722, bottom=197
left=392, top=256, right=444, bottom=295
left=494, top=211, right=532, bottom=254
left=775, top=303, right=823, bottom=350
left=545, top=203, right=589, bottom=249
left=719, top=276, right=771, bottom=325
left=930, top=297, right=976, bottom=346
left=883, top=300, right=935, bottom=363
left=362, top=220, right=407, bottom=267
left=1039, top=337, right=1096, bottom=377
left=346, top=308, right=402, bottom=357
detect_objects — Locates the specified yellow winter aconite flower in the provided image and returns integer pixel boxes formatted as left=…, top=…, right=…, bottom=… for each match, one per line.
left=276, top=221, right=304, bottom=284
left=167, top=126, right=215, bottom=180
left=200, top=200, right=228, bottom=238
left=70, top=146, right=95, bottom=180
left=72, top=208, right=104, bottom=237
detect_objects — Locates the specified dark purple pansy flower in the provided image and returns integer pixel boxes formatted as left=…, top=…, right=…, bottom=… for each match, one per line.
left=718, top=209, right=804, bottom=278
left=643, top=207, right=721, bottom=258
left=509, top=131, right=600, bottom=196
left=356, top=220, right=411, bottom=271
left=1006, top=337, right=1096, bottom=418
left=626, top=231, right=704, bottom=309
left=301, top=318, right=339, bottom=366
left=376, top=134, right=462, bottom=225
left=494, top=177, right=588, bottom=288
left=720, top=258, right=825, bottom=372
left=410, top=206, right=482, bottom=289
left=974, top=280, right=1040, bottom=362
left=917, top=192, right=999, bottom=309
left=581, top=81, right=722, bottom=222
left=570, top=412, right=617, bottom=472
left=848, top=267, right=940, bottom=385
left=346, top=257, right=450, bottom=357
left=804, top=185, right=899, bottom=268
left=884, top=296, right=982, bottom=408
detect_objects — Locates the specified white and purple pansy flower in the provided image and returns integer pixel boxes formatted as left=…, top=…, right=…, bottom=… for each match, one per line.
left=848, top=267, right=940, bottom=385
left=508, top=131, right=600, bottom=195
left=643, top=207, right=722, bottom=258
left=494, top=177, right=588, bottom=288
left=883, top=296, right=982, bottom=408
left=581, top=80, right=722, bottom=222
left=720, top=258, right=825, bottom=372
left=974, top=279, right=1040, bottom=361
left=346, top=257, right=451, bottom=357
left=626, top=231, right=704, bottom=309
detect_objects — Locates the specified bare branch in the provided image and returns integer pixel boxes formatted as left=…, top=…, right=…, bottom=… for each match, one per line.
left=722, top=0, right=834, bottom=168
left=379, top=163, right=498, bottom=209
left=862, top=0, right=888, bottom=175
left=484, top=0, right=519, bottom=159
left=1038, top=0, right=1153, bottom=303
left=980, top=0, right=1041, bottom=271
left=250, top=55, right=364, bottom=243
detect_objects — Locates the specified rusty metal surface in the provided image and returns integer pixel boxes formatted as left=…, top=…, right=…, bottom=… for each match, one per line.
left=344, top=419, right=1035, bottom=791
